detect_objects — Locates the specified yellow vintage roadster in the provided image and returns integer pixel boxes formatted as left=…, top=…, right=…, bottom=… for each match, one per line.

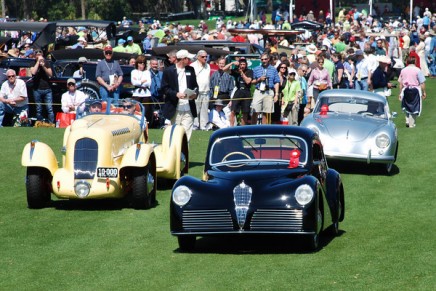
left=21, top=99, right=189, bottom=209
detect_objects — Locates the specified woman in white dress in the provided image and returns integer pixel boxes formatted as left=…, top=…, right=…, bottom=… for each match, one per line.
left=416, top=34, right=430, bottom=77
left=131, top=55, right=152, bottom=123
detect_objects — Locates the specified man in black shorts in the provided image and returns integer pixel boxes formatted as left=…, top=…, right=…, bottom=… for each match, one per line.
left=229, top=58, right=253, bottom=126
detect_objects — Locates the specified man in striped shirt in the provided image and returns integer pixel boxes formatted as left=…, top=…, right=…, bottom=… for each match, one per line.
left=252, top=53, right=280, bottom=124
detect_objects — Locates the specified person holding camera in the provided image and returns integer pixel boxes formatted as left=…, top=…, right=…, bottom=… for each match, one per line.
left=30, top=49, right=54, bottom=124
left=73, top=57, right=88, bottom=79
left=229, top=58, right=253, bottom=126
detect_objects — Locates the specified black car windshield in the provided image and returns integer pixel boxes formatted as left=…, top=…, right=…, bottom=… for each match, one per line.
left=316, top=96, right=387, bottom=118
left=209, top=135, right=308, bottom=168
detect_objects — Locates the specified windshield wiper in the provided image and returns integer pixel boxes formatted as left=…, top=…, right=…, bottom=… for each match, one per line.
left=238, top=135, right=258, bottom=152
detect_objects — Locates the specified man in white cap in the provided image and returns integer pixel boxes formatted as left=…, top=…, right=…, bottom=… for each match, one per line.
left=161, top=49, right=198, bottom=141
left=71, top=36, right=87, bottom=49
left=61, top=78, right=87, bottom=113
left=371, top=55, right=393, bottom=97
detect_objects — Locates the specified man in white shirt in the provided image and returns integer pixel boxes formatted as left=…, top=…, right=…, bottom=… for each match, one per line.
left=190, top=50, right=211, bottom=130
left=0, top=69, right=28, bottom=126
left=61, top=78, right=87, bottom=113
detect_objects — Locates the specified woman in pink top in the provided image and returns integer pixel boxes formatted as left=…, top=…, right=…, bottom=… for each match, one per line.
left=308, top=56, right=332, bottom=102
left=398, top=56, right=427, bottom=128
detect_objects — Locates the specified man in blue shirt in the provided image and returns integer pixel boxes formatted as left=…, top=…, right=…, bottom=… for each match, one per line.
left=252, top=53, right=280, bottom=124
left=95, top=45, right=124, bottom=101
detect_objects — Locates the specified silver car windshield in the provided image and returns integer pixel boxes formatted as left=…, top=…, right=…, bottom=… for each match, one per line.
left=209, top=135, right=308, bottom=167
left=316, top=96, right=387, bottom=118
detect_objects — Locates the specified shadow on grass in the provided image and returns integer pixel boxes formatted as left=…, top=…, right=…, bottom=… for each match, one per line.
left=174, top=229, right=346, bottom=254
left=157, top=163, right=204, bottom=190
left=50, top=197, right=159, bottom=211
left=328, top=160, right=400, bottom=176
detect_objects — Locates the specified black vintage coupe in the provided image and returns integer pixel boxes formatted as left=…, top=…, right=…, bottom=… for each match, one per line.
left=170, top=125, right=345, bottom=251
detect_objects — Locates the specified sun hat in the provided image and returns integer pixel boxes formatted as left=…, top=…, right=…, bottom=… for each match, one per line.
left=306, top=44, right=317, bottom=54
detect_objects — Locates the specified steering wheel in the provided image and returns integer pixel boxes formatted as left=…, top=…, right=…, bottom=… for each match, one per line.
left=222, top=151, right=252, bottom=163
left=358, top=111, right=373, bottom=116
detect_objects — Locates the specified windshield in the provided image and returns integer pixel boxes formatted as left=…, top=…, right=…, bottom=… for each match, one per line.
left=209, top=135, right=308, bottom=169
left=315, top=96, right=387, bottom=119
left=76, top=98, right=146, bottom=127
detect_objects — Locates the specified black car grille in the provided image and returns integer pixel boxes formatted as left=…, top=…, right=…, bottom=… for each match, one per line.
left=74, top=138, right=98, bottom=179
left=250, top=209, right=303, bottom=231
left=182, top=209, right=234, bottom=231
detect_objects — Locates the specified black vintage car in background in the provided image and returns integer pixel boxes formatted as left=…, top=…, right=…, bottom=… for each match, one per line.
left=170, top=125, right=345, bottom=252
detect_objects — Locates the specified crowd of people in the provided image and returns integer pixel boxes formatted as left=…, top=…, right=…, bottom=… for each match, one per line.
left=0, top=4, right=434, bottom=129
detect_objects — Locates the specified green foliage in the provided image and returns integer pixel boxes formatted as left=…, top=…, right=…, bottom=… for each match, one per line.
left=1, top=82, right=436, bottom=289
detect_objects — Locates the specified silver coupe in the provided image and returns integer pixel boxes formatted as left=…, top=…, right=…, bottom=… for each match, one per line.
left=301, top=89, right=398, bottom=174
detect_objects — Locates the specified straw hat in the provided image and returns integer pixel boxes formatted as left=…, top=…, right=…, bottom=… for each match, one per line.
left=306, top=44, right=317, bottom=54
left=7, top=49, right=19, bottom=57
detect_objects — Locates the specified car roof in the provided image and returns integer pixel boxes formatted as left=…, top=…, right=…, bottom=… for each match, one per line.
left=209, top=125, right=316, bottom=142
left=319, top=89, right=388, bottom=104
left=49, top=48, right=137, bottom=61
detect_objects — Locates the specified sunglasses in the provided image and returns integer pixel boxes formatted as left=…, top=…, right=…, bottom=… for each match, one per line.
left=301, top=70, right=307, bottom=73
left=67, top=82, right=75, bottom=86
left=280, top=66, right=287, bottom=69
left=261, top=58, right=269, bottom=61
left=199, top=56, right=207, bottom=58
left=123, top=105, right=133, bottom=109
left=7, top=75, right=16, bottom=78
left=105, top=51, right=113, bottom=55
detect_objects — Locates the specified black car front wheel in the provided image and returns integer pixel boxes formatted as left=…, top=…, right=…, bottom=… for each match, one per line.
left=178, top=236, right=196, bottom=251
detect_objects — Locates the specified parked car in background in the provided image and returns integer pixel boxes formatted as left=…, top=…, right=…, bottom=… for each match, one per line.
left=170, top=125, right=345, bottom=251
left=0, top=49, right=135, bottom=121
left=301, top=89, right=398, bottom=174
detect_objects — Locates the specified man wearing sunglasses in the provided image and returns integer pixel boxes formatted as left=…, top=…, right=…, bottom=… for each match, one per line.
left=96, top=45, right=124, bottom=101
left=0, top=69, right=28, bottom=126
left=61, top=78, right=87, bottom=113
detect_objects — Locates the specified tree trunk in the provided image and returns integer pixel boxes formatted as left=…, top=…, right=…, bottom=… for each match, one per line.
left=81, top=0, right=86, bottom=19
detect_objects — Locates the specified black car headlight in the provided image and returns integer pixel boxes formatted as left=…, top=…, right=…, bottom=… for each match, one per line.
left=295, top=184, right=314, bottom=206
left=376, top=133, right=390, bottom=149
left=172, top=185, right=192, bottom=207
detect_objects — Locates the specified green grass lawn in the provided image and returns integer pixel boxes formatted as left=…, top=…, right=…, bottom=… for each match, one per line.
left=1, top=82, right=435, bottom=289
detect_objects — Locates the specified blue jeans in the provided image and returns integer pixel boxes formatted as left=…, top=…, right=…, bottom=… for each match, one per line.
left=354, top=79, right=369, bottom=91
left=34, top=89, right=54, bottom=123
left=100, top=86, right=120, bottom=101
left=429, top=53, right=436, bottom=76
left=0, top=103, right=28, bottom=126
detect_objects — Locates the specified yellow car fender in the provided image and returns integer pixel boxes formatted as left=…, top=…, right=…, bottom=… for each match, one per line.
left=120, top=143, right=155, bottom=168
left=21, top=141, right=58, bottom=176
left=154, top=124, right=188, bottom=179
